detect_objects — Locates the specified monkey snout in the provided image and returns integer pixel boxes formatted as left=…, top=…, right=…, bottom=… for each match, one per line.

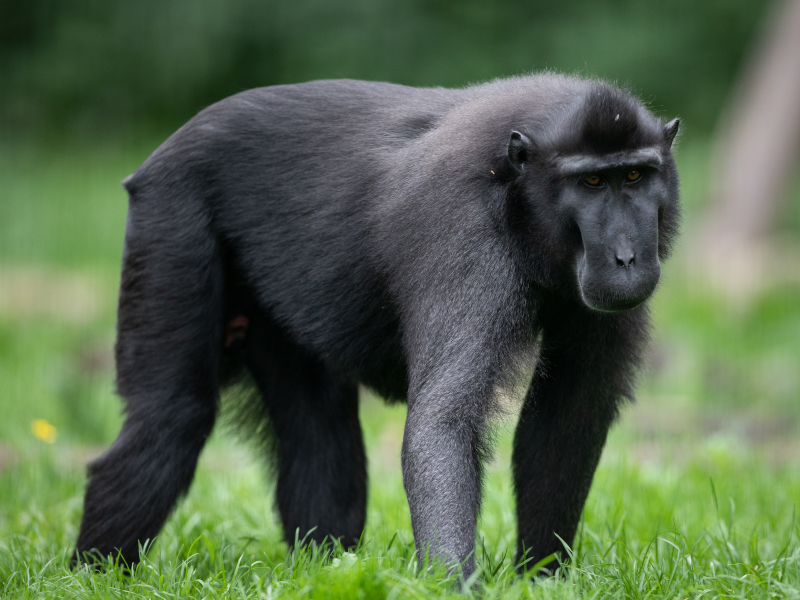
left=579, top=249, right=660, bottom=312
left=613, top=234, right=636, bottom=269
left=615, top=248, right=635, bottom=269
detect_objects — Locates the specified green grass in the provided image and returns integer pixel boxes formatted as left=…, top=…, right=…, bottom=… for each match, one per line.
left=1, top=136, right=799, bottom=597
left=2, top=422, right=800, bottom=598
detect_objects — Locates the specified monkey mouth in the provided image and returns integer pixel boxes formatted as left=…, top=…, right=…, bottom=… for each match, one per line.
left=577, top=273, right=659, bottom=312
left=580, top=289, right=649, bottom=312
left=576, top=253, right=660, bottom=312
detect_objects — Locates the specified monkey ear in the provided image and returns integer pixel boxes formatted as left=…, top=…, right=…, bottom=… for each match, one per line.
left=508, top=130, right=533, bottom=173
left=663, top=118, right=680, bottom=148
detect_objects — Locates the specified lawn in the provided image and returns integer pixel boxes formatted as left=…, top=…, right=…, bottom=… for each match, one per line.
left=1, top=137, right=799, bottom=598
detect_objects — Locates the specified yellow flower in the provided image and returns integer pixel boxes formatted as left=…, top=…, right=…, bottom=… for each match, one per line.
left=31, top=419, right=57, bottom=444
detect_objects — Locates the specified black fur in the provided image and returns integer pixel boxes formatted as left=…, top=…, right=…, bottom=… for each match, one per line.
left=74, top=74, right=681, bottom=577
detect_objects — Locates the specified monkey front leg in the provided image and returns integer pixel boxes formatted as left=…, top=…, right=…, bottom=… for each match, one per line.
left=512, top=315, right=641, bottom=575
left=512, top=382, right=616, bottom=575
left=401, top=388, right=489, bottom=579
left=394, top=255, right=529, bottom=579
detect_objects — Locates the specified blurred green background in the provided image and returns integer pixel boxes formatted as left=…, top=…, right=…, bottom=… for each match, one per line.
left=2, top=0, right=797, bottom=449
left=1, top=0, right=799, bottom=595
left=0, top=0, right=769, bottom=137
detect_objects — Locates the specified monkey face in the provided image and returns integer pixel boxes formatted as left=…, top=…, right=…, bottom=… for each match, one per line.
left=560, top=163, right=670, bottom=312
left=506, top=111, right=680, bottom=313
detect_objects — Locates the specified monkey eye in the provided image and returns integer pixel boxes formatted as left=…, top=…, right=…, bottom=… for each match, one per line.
left=584, top=174, right=602, bottom=187
left=625, top=169, right=642, bottom=182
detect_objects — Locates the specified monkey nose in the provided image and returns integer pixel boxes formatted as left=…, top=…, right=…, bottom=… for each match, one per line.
left=615, top=247, right=635, bottom=268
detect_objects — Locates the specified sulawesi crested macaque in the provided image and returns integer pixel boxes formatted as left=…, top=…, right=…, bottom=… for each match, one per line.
left=75, top=74, right=680, bottom=577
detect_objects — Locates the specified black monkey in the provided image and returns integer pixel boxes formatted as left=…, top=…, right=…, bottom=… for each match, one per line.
left=75, top=74, right=680, bottom=577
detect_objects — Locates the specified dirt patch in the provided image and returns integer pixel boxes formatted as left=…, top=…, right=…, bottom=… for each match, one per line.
left=0, top=444, right=19, bottom=471
left=611, top=400, right=800, bottom=466
left=0, top=266, right=108, bottom=322
left=77, top=343, right=114, bottom=375
left=624, top=400, right=798, bottom=443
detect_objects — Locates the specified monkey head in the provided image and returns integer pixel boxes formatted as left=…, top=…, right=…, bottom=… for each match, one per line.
left=506, top=85, right=681, bottom=312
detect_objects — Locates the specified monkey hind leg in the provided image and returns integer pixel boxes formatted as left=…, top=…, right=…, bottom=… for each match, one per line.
left=75, top=192, right=224, bottom=566
left=75, top=405, right=216, bottom=565
left=244, top=317, right=367, bottom=548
